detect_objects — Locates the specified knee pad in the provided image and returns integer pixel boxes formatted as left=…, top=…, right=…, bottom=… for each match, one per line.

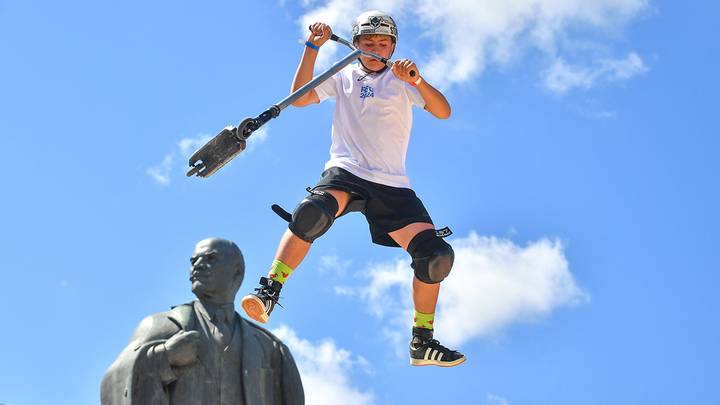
left=288, top=190, right=339, bottom=242
left=408, top=229, right=454, bottom=284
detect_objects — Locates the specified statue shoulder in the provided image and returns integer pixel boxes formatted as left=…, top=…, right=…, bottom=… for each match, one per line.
left=241, top=318, right=290, bottom=351
left=129, top=302, right=196, bottom=344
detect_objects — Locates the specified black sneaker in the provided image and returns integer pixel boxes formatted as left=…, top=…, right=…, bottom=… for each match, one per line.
left=241, top=276, right=283, bottom=323
left=409, top=327, right=466, bottom=367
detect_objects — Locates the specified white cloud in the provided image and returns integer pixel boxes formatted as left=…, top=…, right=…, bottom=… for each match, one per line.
left=295, top=0, right=648, bottom=91
left=244, top=126, right=270, bottom=153
left=146, top=153, right=174, bottom=185
left=602, top=52, right=648, bottom=80
left=544, top=52, right=647, bottom=94
left=272, top=325, right=374, bottom=405
left=544, top=59, right=596, bottom=93
left=336, top=231, right=588, bottom=350
left=319, top=254, right=353, bottom=275
left=179, top=134, right=213, bottom=159
left=147, top=134, right=211, bottom=185
left=486, top=393, right=511, bottom=405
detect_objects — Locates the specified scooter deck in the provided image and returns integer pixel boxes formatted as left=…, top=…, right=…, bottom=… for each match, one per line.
left=186, top=126, right=245, bottom=178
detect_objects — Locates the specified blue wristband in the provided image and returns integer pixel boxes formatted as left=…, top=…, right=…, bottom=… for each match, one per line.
left=305, top=41, right=320, bottom=51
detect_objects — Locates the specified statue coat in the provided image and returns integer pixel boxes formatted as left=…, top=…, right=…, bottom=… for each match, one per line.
left=101, top=301, right=304, bottom=405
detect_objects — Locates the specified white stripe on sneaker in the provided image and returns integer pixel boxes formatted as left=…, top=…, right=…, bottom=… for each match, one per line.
left=424, top=348, right=431, bottom=361
left=438, top=352, right=444, bottom=362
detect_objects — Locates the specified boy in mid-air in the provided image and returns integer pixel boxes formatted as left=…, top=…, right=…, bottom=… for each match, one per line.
left=242, top=10, right=465, bottom=367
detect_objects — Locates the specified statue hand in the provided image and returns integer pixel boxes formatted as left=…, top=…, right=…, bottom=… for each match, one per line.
left=163, top=330, right=200, bottom=368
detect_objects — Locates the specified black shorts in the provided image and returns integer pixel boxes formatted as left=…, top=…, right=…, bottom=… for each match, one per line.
left=311, top=167, right=433, bottom=247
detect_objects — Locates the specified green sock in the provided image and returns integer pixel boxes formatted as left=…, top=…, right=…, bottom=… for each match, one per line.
left=414, top=310, right=435, bottom=330
left=268, top=259, right=294, bottom=284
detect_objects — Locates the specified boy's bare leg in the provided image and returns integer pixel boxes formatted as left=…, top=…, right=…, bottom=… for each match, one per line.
left=412, top=277, right=441, bottom=313
left=390, top=221, right=465, bottom=366
left=242, top=188, right=351, bottom=323
left=274, top=229, right=311, bottom=269
left=388, top=222, right=439, bottom=312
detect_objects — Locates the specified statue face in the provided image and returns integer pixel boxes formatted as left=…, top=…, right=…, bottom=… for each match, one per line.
left=189, top=238, right=243, bottom=302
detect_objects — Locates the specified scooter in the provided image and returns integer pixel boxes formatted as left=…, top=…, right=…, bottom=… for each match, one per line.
left=186, top=34, right=415, bottom=178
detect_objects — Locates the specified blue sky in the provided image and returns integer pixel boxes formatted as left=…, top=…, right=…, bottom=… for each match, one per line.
left=1, top=0, right=719, bottom=404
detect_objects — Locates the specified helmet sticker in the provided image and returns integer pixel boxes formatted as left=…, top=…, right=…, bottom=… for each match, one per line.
left=352, top=10, right=398, bottom=41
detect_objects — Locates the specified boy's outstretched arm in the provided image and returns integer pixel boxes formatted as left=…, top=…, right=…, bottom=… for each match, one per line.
left=392, top=59, right=451, bottom=119
left=291, top=22, right=332, bottom=107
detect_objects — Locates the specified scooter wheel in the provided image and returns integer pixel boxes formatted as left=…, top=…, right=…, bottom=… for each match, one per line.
left=236, top=117, right=256, bottom=140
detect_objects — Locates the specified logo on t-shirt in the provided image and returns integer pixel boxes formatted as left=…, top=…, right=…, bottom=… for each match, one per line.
left=360, top=85, right=375, bottom=99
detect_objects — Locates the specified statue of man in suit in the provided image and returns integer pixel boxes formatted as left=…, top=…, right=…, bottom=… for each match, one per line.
left=101, top=238, right=304, bottom=405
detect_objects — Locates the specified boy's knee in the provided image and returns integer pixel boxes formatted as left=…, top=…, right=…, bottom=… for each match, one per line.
left=407, top=229, right=454, bottom=283
left=289, top=190, right=339, bottom=242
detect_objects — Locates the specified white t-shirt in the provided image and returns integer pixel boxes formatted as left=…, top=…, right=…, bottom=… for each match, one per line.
left=314, top=63, right=426, bottom=188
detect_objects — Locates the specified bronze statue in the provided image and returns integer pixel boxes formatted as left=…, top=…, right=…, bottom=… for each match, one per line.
left=101, top=238, right=304, bottom=405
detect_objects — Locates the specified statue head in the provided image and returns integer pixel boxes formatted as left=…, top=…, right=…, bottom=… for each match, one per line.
left=189, top=238, right=245, bottom=304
